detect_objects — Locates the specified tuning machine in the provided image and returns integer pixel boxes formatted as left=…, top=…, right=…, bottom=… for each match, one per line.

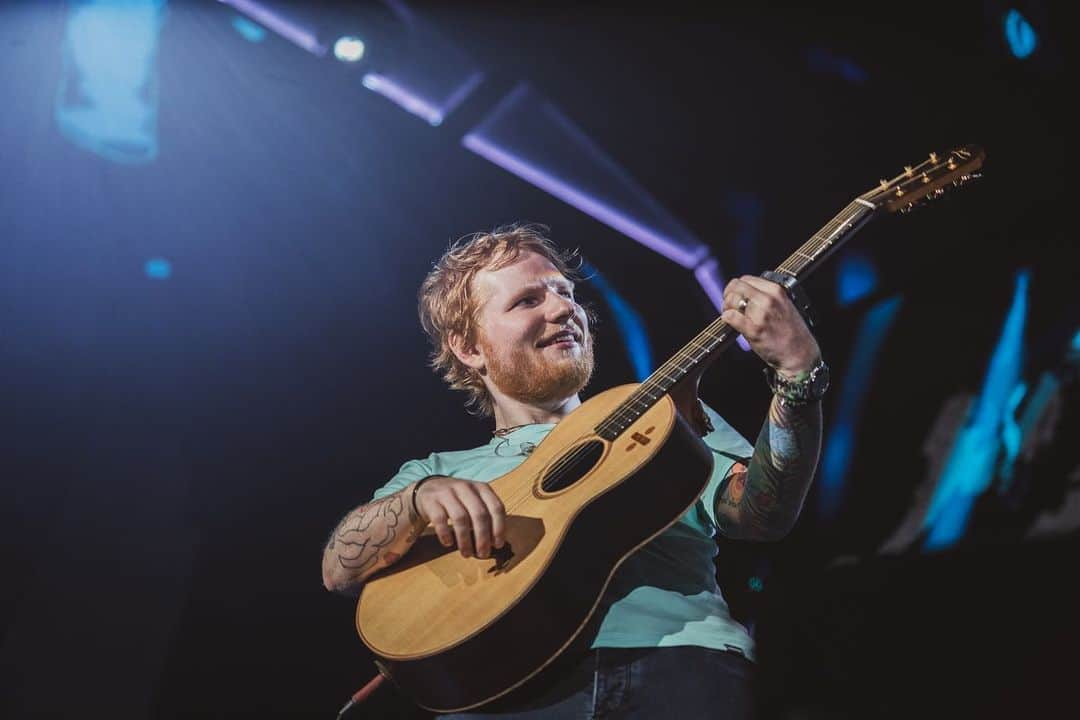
left=952, top=171, right=983, bottom=186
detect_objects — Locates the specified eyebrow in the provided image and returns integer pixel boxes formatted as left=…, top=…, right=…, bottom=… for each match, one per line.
left=512, top=278, right=575, bottom=297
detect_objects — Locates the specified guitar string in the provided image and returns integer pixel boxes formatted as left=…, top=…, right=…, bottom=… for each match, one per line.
left=497, top=154, right=959, bottom=513
left=593, top=155, right=963, bottom=435
left=598, top=203, right=855, bottom=434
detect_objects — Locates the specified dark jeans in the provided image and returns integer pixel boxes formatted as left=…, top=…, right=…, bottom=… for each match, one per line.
left=439, top=646, right=754, bottom=720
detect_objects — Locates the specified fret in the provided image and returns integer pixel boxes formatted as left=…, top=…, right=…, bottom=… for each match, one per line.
left=596, top=146, right=982, bottom=440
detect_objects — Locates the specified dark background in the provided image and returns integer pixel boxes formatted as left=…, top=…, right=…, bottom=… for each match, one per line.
left=1, top=1, right=1073, bottom=717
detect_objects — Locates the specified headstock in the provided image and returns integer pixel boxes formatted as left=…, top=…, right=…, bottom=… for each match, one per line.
left=861, top=145, right=985, bottom=214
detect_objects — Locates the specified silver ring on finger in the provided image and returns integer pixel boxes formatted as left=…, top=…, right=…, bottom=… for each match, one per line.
left=737, top=296, right=750, bottom=314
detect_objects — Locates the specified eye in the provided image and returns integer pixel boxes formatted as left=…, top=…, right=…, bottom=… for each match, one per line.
left=513, top=295, right=539, bottom=308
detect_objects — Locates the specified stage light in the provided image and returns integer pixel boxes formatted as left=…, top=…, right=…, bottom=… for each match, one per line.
left=583, top=262, right=655, bottom=381
left=55, top=0, right=166, bottom=164
left=231, top=15, right=266, bottom=43
left=693, top=258, right=751, bottom=352
left=334, top=35, right=365, bottom=62
left=818, top=295, right=903, bottom=521
left=836, top=250, right=879, bottom=306
left=145, top=258, right=172, bottom=279
left=464, top=84, right=709, bottom=268
left=922, top=270, right=1029, bottom=551
left=1003, top=9, right=1038, bottom=59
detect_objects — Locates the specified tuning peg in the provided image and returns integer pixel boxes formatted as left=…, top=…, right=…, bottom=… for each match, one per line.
left=904, top=165, right=915, bottom=177
left=929, top=152, right=939, bottom=163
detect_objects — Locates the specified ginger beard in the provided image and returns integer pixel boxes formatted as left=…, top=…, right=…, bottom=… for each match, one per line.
left=478, top=327, right=595, bottom=406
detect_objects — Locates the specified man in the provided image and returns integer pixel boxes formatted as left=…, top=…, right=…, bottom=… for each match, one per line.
left=322, top=224, right=826, bottom=718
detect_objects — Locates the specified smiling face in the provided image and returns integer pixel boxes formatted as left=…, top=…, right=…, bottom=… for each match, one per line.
left=468, top=250, right=594, bottom=407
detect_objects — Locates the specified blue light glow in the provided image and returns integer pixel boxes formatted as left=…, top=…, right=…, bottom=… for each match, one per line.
left=334, top=36, right=366, bottom=62
left=584, top=263, right=654, bottom=380
left=145, top=258, right=172, bottom=279
left=817, top=295, right=903, bottom=520
left=1004, top=9, right=1038, bottom=59
left=923, top=270, right=1030, bottom=551
left=836, top=250, right=879, bottom=306
left=55, top=0, right=167, bottom=164
left=807, top=47, right=869, bottom=85
left=693, top=258, right=751, bottom=352
left=231, top=15, right=266, bottom=43
left=997, top=381, right=1028, bottom=484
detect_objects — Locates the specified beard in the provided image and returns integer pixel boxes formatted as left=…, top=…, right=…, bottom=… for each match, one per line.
left=480, top=331, right=595, bottom=406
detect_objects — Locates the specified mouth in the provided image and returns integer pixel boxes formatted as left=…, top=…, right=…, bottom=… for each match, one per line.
left=537, top=329, right=581, bottom=348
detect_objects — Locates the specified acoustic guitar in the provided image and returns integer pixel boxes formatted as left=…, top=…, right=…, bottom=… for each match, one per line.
left=356, top=145, right=985, bottom=712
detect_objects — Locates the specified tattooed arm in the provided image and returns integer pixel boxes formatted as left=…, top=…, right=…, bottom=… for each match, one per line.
left=321, top=474, right=508, bottom=596
left=321, top=482, right=428, bottom=596
left=715, top=395, right=822, bottom=541
left=714, top=273, right=825, bottom=541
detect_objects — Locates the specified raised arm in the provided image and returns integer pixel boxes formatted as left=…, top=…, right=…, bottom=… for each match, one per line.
left=712, top=274, right=826, bottom=540
left=715, top=395, right=822, bottom=540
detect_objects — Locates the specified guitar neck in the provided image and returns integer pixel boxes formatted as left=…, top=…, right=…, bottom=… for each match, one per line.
left=593, top=199, right=878, bottom=441
left=592, top=143, right=985, bottom=441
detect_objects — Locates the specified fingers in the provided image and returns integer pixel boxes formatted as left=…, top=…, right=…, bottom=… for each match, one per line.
left=415, top=477, right=507, bottom=559
left=723, top=276, right=784, bottom=317
left=441, top=491, right=479, bottom=558
left=477, top=484, right=507, bottom=551
left=453, top=486, right=490, bottom=558
left=424, top=502, right=455, bottom=549
left=738, top=275, right=788, bottom=297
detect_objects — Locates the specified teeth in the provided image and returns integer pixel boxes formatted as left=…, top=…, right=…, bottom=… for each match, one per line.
left=543, top=333, right=575, bottom=346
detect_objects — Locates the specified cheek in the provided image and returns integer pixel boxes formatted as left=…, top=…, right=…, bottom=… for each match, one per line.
left=576, top=309, right=590, bottom=337
left=490, top=317, right=540, bottom=347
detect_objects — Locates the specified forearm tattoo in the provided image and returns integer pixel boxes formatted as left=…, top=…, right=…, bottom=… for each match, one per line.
left=324, top=490, right=424, bottom=591
left=718, top=397, right=822, bottom=540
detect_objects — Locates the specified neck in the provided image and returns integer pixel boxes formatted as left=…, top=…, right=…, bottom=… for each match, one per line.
left=491, top=393, right=581, bottom=431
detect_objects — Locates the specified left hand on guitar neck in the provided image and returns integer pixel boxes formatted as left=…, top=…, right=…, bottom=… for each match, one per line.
left=720, top=275, right=821, bottom=378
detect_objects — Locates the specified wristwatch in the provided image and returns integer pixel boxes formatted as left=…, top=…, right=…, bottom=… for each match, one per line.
left=764, top=358, right=830, bottom=407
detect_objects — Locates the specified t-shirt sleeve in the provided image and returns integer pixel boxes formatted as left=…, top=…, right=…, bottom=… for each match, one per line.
left=697, top=402, right=755, bottom=530
left=371, top=457, right=438, bottom=501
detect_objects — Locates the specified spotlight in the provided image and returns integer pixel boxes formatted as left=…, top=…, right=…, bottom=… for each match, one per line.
left=1003, top=9, right=1038, bottom=59
left=145, top=258, right=172, bottom=279
left=334, top=35, right=366, bottom=63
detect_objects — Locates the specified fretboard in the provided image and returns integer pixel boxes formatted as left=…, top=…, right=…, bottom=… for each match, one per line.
left=594, top=199, right=877, bottom=441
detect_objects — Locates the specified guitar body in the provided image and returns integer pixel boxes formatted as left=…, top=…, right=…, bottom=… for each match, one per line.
left=356, top=384, right=715, bottom=712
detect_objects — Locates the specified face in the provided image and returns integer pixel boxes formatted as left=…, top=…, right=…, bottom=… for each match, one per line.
left=468, top=251, right=594, bottom=406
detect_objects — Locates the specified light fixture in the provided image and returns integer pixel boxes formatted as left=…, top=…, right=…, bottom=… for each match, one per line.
left=334, top=35, right=365, bottom=63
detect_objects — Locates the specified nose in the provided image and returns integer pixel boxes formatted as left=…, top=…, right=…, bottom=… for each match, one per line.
left=545, top=290, right=576, bottom=323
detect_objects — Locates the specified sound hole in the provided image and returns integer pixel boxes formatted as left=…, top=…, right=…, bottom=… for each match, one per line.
left=540, top=441, right=605, bottom=493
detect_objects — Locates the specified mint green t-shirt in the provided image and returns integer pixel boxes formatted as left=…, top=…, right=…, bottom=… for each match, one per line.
left=371, top=404, right=756, bottom=659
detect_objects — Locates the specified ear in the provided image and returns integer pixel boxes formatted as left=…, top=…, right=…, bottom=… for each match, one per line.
left=449, top=331, right=486, bottom=372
